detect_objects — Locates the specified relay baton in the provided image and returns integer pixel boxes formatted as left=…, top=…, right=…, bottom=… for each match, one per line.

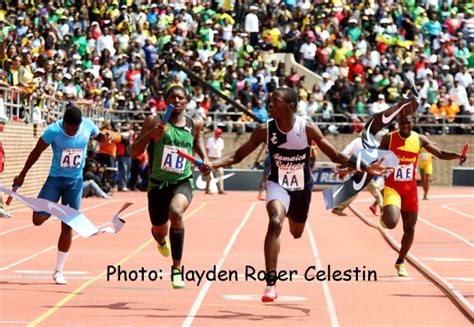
left=459, top=144, right=469, bottom=166
left=153, top=104, right=175, bottom=141
left=6, top=185, right=18, bottom=205
left=161, top=104, right=174, bottom=126
left=176, top=150, right=204, bottom=166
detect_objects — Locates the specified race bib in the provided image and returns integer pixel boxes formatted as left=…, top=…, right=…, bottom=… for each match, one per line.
left=420, top=153, right=429, bottom=161
left=394, top=164, right=414, bottom=182
left=161, top=145, right=187, bottom=174
left=60, top=149, right=83, bottom=169
left=278, top=167, right=304, bottom=191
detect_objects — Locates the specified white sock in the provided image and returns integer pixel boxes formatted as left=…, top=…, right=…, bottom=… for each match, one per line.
left=55, top=250, right=69, bottom=272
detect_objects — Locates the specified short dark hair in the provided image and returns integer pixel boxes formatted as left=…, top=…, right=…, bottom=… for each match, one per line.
left=275, top=87, right=298, bottom=107
left=63, top=104, right=82, bottom=125
left=165, top=85, right=187, bottom=99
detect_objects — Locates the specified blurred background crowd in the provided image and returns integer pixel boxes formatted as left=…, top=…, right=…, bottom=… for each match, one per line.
left=0, top=0, right=472, bottom=194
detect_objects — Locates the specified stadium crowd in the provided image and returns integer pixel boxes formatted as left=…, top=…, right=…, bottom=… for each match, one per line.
left=0, top=0, right=472, bottom=193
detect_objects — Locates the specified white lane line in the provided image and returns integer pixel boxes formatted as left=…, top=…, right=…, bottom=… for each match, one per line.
left=307, top=222, right=340, bottom=327
left=446, top=277, right=474, bottom=282
left=182, top=202, right=258, bottom=327
left=0, top=275, right=94, bottom=280
left=14, top=270, right=89, bottom=275
left=422, top=258, right=474, bottom=262
left=0, top=201, right=116, bottom=237
left=418, top=215, right=473, bottom=248
left=441, top=204, right=474, bottom=220
left=0, top=206, right=147, bottom=271
left=353, top=193, right=474, bottom=205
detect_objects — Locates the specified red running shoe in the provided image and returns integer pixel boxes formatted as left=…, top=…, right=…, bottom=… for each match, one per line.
left=261, top=286, right=278, bottom=302
left=369, top=204, right=380, bottom=216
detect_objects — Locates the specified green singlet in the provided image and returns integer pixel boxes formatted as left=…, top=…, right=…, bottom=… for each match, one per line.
left=148, top=115, right=195, bottom=190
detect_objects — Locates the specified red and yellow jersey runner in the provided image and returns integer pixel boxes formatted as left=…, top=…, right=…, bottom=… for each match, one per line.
left=384, top=130, right=420, bottom=212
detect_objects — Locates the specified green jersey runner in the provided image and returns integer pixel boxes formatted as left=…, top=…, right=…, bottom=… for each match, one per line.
left=148, top=115, right=195, bottom=189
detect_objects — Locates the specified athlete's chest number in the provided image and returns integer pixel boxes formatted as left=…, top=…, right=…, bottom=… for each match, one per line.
left=394, top=164, right=414, bottom=182
left=161, top=145, right=187, bottom=174
left=60, top=149, right=83, bottom=169
left=278, top=167, right=304, bottom=191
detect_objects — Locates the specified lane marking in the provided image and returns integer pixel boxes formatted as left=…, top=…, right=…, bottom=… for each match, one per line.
left=446, top=277, right=474, bottom=282
left=0, top=205, right=145, bottom=271
left=15, top=270, right=89, bottom=275
left=349, top=205, right=474, bottom=321
left=307, top=222, right=340, bottom=327
left=376, top=276, right=414, bottom=281
left=353, top=193, right=474, bottom=205
left=418, top=215, right=473, bottom=248
left=182, top=202, right=259, bottom=327
left=28, top=203, right=207, bottom=327
left=222, top=295, right=307, bottom=302
left=441, top=204, right=474, bottom=220
left=1, top=275, right=94, bottom=280
left=0, top=201, right=116, bottom=237
left=422, top=258, right=474, bottom=262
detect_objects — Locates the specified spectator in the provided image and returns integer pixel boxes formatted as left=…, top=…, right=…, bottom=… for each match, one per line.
left=83, top=161, right=109, bottom=199
left=299, top=36, right=317, bottom=71
left=244, top=6, right=260, bottom=48
left=205, top=128, right=225, bottom=194
left=116, top=122, right=132, bottom=192
left=370, top=94, right=390, bottom=116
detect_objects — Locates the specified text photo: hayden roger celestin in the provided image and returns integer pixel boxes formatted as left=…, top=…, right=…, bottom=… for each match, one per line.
left=106, top=264, right=377, bottom=286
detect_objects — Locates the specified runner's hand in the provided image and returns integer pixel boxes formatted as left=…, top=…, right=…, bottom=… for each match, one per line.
left=198, top=162, right=212, bottom=176
left=150, top=124, right=167, bottom=140
left=367, top=157, right=393, bottom=176
left=12, top=176, right=24, bottom=188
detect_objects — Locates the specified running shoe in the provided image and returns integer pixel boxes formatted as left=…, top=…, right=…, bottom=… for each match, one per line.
left=53, top=271, right=67, bottom=285
left=369, top=204, right=380, bottom=216
left=0, top=210, right=12, bottom=218
left=157, top=238, right=170, bottom=257
left=395, top=263, right=409, bottom=277
left=261, top=286, right=278, bottom=302
left=171, top=268, right=185, bottom=289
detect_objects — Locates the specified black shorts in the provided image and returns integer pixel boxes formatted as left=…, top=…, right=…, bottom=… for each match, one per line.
left=266, top=181, right=312, bottom=223
left=147, top=178, right=193, bottom=226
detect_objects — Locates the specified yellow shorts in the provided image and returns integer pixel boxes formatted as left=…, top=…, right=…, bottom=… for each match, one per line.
left=383, top=186, right=419, bottom=212
left=419, top=163, right=432, bottom=175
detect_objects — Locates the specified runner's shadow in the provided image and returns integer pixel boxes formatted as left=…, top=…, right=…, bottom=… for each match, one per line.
left=141, top=307, right=311, bottom=321
left=58, top=302, right=164, bottom=311
left=0, top=281, right=38, bottom=286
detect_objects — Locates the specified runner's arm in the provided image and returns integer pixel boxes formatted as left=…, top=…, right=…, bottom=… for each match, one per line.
left=131, top=115, right=164, bottom=158
left=13, top=138, right=50, bottom=186
left=306, top=123, right=351, bottom=166
left=308, top=124, right=390, bottom=175
left=379, top=133, right=390, bottom=151
left=212, top=124, right=266, bottom=168
left=192, top=118, right=209, bottom=162
left=420, top=135, right=461, bottom=160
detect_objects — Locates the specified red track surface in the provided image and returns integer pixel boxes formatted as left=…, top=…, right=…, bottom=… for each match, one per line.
left=0, top=187, right=472, bottom=326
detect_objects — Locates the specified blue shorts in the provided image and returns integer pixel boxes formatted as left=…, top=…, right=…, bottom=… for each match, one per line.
left=36, top=176, right=83, bottom=216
